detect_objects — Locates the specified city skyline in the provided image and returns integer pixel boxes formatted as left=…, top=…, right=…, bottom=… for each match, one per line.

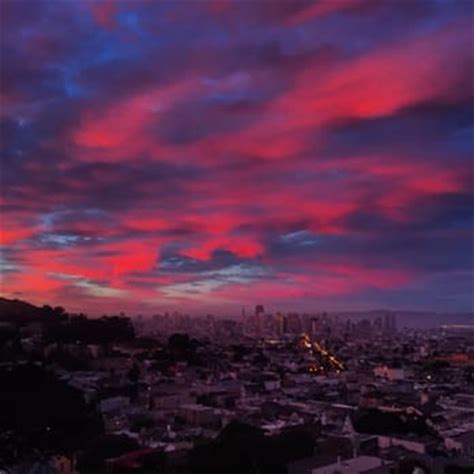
left=1, top=1, right=473, bottom=315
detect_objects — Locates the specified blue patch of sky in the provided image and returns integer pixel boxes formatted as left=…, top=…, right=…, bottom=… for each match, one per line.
left=280, top=230, right=321, bottom=247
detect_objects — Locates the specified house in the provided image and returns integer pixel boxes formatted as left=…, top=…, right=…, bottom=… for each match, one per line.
left=311, top=456, right=393, bottom=474
left=373, top=366, right=406, bottom=381
left=378, top=433, right=438, bottom=454
left=445, top=429, right=474, bottom=458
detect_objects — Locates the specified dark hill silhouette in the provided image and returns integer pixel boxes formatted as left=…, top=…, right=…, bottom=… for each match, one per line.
left=0, top=297, right=134, bottom=343
left=0, top=297, right=66, bottom=324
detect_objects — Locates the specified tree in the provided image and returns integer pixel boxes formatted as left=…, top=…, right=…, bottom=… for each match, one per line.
left=444, top=465, right=474, bottom=474
left=0, top=364, right=103, bottom=467
left=78, top=435, right=139, bottom=473
left=168, top=333, right=192, bottom=351
left=189, top=421, right=314, bottom=474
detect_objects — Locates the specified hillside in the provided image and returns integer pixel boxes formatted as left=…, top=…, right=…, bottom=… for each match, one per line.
left=0, top=297, right=64, bottom=324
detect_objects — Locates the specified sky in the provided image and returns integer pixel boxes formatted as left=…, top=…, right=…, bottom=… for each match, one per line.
left=1, top=0, right=473, bottom=316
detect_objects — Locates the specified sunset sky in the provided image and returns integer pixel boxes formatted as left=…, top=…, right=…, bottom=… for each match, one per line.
left=1, top=0, right=473, bottom=315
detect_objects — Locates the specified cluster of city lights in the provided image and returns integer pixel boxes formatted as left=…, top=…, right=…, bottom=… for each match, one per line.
left=299, top=334, right=345, bottom=375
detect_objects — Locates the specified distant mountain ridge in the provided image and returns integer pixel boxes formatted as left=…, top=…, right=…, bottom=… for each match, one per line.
left=332, top=309, right=474, bottom=329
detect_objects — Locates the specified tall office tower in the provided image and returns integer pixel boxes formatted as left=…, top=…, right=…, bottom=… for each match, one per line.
left=301, top=313, right=310, bottom=333
left=205, top=314, right=216, bottom=337
left=345, top=318, right=353, bottom=335
left=383, top=313, right=391, bottom=334
left=275, top=312, right=285, bottom=337
left=283, top=315, right=289, bottom=334
left=358, top=318, right=372, bottom=336
left=286, top=313, right=302, bottom=334
left=262, top=313, right=275, bottom=337
left=253, top=304, right=264, bottom=337
left=390, top=313, right=397, bottom=333
left=374, top=316, right=383, bottom=333
left=310, top=317, right=319, bottom=337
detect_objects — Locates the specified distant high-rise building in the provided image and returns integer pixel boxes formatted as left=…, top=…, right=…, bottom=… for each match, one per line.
left=310, top=317, right=319, bottom=336
left=374, top=317, right=382, bottom=333
left=263, top=313, right=276, bottom=337
left=383, top=313, right=391, bottom=334
left=390, top=313, right=397, bottom=333
left=275, top=312, right=285, bottom=337
left=286, top=313, right=302, bottom=334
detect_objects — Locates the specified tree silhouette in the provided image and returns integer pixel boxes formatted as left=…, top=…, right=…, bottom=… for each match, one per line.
left=0, top=364, right=103, bottom=467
